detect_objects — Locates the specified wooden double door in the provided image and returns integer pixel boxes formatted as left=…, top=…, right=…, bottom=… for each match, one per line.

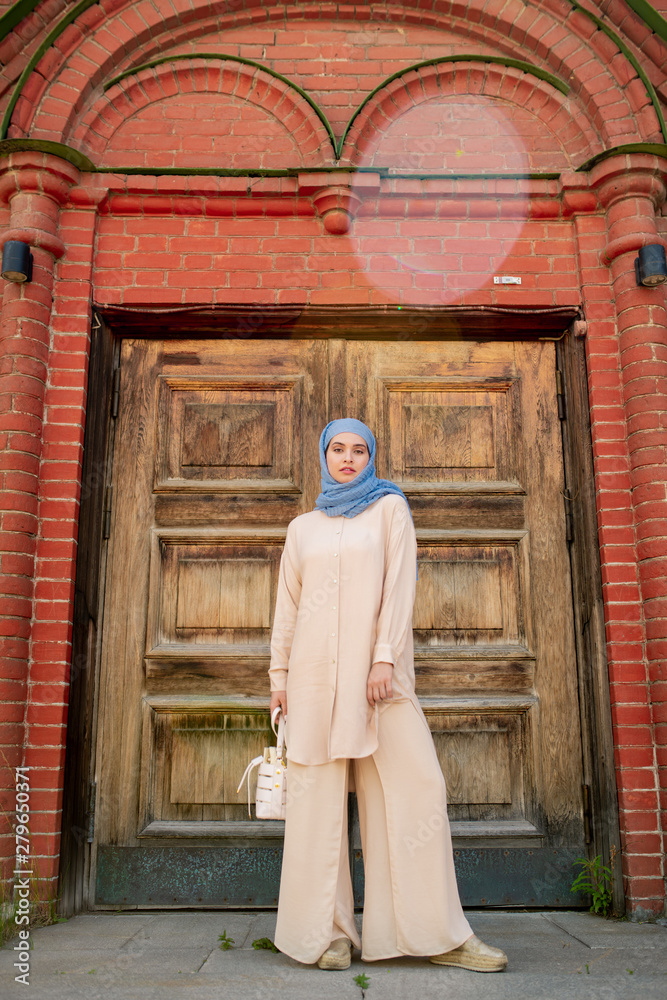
left=93, top=336, right=587, bottom=907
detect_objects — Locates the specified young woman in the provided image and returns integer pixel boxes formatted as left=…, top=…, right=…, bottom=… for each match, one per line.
left=268, top=417, right=507, bottom=972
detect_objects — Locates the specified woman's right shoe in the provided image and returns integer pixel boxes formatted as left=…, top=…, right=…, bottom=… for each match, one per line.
left=317, top=937, right=352, bottom=970
left=429, top=933, right=507, bottom=972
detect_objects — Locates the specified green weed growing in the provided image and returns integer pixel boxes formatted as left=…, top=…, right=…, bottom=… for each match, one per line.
left=570, top=845, right=617, bottom=917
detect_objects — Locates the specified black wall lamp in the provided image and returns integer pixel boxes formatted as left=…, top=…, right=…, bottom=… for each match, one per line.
left=635, top=244, right=667, bottom=287
left=1, top=240, right=33, bottom=283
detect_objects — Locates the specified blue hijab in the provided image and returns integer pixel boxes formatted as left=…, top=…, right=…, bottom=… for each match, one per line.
left=314, top=418, right=418, bottom=580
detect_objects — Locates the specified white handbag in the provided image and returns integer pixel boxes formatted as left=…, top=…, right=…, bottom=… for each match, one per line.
left=236, top=706, right=287, bottom=820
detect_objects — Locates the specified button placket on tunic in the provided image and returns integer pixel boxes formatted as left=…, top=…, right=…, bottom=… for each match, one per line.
left=328, top=519, right=341, bottom=760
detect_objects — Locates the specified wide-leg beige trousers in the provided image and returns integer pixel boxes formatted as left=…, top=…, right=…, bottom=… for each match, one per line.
left=274, top=697, right=473, bottom=964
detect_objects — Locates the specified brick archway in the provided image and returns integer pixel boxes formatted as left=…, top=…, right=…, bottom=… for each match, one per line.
left=338, top=59, right=600, bottom=170
left=70, top=58, right=334, bottom=169
left=5, top=0, right=663, bottom=148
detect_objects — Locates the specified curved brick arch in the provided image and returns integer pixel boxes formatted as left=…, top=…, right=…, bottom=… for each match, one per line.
left=69, top=59, right=334, bottom=168
left=10, top=2, right=292, bottom=139
left=598, top=0, right=667, bottom=78
left=339, top=61, right=601, bottom=170
left=0, top=0, right=70, bottom=103
left=8, top=1, right=661, bottom=148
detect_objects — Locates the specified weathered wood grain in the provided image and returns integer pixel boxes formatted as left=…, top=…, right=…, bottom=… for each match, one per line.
left=557, top=330, right=624, bottom=911
left=59, top=315, right=116, bottom=915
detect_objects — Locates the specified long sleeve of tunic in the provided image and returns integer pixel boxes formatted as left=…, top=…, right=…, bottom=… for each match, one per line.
left=268, top=494, right=426, bottom=765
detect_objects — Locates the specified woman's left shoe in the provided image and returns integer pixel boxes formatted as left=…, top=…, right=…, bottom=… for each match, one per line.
left=317, top=937, right=352, bottom=970
left=429, top=933, right=507, bottom=972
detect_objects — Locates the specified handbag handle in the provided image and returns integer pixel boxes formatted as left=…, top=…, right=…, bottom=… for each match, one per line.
left=271, top=705, right=287, bottom=760
left=236, top=754, right=264, bottom=818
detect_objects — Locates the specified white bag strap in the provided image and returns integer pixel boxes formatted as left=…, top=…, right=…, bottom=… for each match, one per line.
left=271, top=705, right=287, bottom=760
left=236, top=755, right=263, bottom=819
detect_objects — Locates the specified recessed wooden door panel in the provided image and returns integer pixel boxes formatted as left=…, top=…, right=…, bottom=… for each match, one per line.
left=93, top=336, right=585, bottom=909
left=154, top=375, right=303, bottom=491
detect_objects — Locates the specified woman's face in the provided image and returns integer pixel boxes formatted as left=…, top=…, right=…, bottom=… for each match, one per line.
left=326, top=432, right=370, bottom=484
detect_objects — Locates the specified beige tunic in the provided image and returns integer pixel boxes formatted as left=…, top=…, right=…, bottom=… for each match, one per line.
left=268, top=493, right=426, bottom=765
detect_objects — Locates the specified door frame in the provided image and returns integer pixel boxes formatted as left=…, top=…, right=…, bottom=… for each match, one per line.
left=555, top=330, right=624, bottom=915
left=59, top=313, right=119, bottom=915
left=59, top=313, right=621, bottom=914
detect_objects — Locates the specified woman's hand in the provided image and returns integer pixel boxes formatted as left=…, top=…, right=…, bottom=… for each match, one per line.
left=270, top=689, right=287, bottom=719
left=367, top=661, right=393, bottom=706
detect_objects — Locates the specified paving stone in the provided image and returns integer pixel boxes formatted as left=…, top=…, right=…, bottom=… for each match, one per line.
left=2, top=910, right=667, bottom=1000
left=545, top=911, right=667, bottom=950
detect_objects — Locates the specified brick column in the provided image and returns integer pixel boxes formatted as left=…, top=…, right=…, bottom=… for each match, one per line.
left=593, top=153, right=667, bottom=918
left=0, top=152, right=78, bottom=887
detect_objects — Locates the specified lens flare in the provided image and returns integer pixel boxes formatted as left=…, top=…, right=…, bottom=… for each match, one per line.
left=349, top=95, right=533, bottom=307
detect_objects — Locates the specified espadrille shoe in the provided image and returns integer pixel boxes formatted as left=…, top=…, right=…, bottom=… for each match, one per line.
left=429, top=934, right=507, bottom=972
left=317, top=937, right=352, bottom=970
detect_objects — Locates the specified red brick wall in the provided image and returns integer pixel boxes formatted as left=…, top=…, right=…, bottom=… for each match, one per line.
left=91, top=184, right=577, bottom=309
left=1, top=0, right=666, bottom=918
left=11, top=9, right=662, bottom=150
left=572, top=208, right=664, bottom=914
